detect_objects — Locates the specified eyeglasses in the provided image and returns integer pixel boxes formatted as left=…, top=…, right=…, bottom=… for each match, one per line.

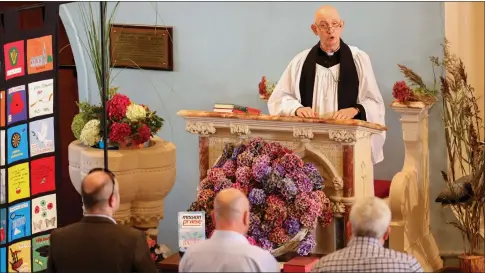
left=88, top=168, right=116, bottom=199
left=315, top=20, right=342, bottom=32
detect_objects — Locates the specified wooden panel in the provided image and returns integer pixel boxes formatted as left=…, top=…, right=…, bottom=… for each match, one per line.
left=58, top=17, right=74, bottom=66
left=57, top=68, right=83, bottom=226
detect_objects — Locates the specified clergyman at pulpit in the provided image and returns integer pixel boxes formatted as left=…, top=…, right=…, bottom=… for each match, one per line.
left=267, top=5, right=386, bottom=165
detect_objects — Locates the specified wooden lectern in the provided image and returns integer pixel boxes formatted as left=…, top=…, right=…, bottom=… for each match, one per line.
left=178, top=110, right=386, bottom=253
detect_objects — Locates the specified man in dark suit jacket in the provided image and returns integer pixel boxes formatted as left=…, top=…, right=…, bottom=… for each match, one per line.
left=46, top=168, right=157, bottom=273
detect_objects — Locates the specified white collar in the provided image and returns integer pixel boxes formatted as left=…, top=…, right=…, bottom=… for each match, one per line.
left=84, top=213, right=117, bottom=224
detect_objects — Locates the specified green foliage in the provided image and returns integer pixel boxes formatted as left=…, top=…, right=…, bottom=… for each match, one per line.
left=146, top=112, right=164, bottom=135
left=71, top=113, right=89, bottom=139
left=78, top=2, right=120, bottom=101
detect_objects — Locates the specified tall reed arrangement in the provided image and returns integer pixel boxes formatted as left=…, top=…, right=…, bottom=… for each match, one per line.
left=398, top=39, right=484, bottom=256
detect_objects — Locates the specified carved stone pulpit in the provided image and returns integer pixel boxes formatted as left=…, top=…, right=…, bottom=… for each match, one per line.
left=389, top=102, right=443, bottom=271
left=178, top=110, right=386, bottom=253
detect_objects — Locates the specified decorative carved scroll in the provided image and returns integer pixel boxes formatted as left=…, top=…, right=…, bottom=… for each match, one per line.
left=293, top=127, right=314, bottom=140
left=331, top=201, right=345, bottom=215
left=230, top=123, right=251, bottom=136
left=186, top=122, right=216, bottom=136
left=328, top=129, right=370, bottom=144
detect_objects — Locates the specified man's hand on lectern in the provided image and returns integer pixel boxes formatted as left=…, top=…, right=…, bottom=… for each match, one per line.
left=332, top=107, right=359, bottom=120
left=295, top=107, right=317, bottom=118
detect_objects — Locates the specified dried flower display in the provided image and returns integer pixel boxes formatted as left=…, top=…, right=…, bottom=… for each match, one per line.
left=431, top=40, right=484, bottom=272
left=188, top=138, right=333, bottom=256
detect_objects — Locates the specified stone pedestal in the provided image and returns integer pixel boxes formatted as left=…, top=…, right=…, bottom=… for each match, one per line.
left=68, top=136, right=176, bottom=229
left=389, top=101, right=443, bottom=271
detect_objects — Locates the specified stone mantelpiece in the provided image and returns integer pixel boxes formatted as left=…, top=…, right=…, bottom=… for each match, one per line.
left=178, top=110, right=386, bottom=253
left=389, top=101, right=443, bottom=272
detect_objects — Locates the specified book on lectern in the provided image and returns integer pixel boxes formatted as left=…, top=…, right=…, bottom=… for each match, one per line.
left=177, top=211, right=206, bottom=254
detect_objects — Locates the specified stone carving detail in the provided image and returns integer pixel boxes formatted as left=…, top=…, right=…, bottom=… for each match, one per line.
left=230, top=123, right=251, bottom=136
left=186, top=122, right=216, bottom=136
left=331, top=201, right=345, bottom=215
left=329, top=130, right=356, bottom=143
left=360, top=161, right=368, bottom=186
left=332, top=176, right=344, bottom=191
left=293, top=127, right=314, bottom=140
left=329, top=129, right=371, bottom=144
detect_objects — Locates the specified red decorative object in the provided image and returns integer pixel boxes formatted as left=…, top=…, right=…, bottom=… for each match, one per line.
left=392, top=81, right=414, bottom=103
left=107, top=94, right=131, bottom=120
left=9, top=92, right=24, bottom=115
left=259, top=76, right=268, bottom=96
left=374, top=179, right=391, bottom=198
left=109, top=122, right=132, bottom=143
left=258, top=76, right=276, bottom=100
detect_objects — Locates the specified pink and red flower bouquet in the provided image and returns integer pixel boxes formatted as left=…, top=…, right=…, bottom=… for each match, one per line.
left=188, top=137, right=334, bottom=256
left=73, top=92, right=164, bottom=148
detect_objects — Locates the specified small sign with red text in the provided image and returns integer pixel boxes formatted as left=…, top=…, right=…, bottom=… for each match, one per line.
left=178, top=211, right=206, bottom=252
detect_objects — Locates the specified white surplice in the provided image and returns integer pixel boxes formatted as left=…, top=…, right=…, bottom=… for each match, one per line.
left=267, top=45, right=386, bottom=164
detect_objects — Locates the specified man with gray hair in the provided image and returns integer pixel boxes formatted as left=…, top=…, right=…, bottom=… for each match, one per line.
left=179, top=188, right=280, bottom=272
left=311, top=197, right=423, bottom=272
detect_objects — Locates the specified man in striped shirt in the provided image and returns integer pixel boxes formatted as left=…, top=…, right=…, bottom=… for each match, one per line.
left=312, top=197, right=423, bottom=272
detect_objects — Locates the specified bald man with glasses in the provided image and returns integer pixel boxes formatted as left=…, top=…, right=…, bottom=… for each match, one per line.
left=46, top=168, right=157, bottom=273
left=268, top=5, right=386, bottom=165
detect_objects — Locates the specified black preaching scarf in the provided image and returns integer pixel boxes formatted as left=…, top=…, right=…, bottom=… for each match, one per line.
left=299, top=39, right=367, bottom=121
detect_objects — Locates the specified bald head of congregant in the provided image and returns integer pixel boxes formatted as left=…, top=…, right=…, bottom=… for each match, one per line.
left=81, top=169, right=120, bottom=216
left=311, top=5, right=344, bottom=52
left=212, top=188, right=250, bottom=234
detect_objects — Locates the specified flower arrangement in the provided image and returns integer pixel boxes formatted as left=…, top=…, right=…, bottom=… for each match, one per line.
left=393, top=55, right=441, bottom=105
left=258, top=76, right=277, bottom=100
left=188, top=137, right=333, bottom=256
left=147, top=237, right=171, bottom=263
left=71, top=91, right=164, bottom=148
left=71, top=2, right=164, bottom=149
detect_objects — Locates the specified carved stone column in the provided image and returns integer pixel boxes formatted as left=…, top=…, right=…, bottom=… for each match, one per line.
left=186, top=122, right=216, bottom=180
left=328, top=129, right=374, bottom=245
left=389, top=101, right=443, bottom=271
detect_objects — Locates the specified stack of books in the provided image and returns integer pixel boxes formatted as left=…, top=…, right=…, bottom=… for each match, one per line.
left=213, top=103, right=261, bottom=115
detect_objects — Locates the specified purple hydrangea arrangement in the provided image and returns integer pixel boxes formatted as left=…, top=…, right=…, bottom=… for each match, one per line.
left=188, top=137, right=334, bottom=256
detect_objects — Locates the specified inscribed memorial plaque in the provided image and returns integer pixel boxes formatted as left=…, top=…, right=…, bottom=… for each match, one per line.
left=110, top=24, right=173, bottom=71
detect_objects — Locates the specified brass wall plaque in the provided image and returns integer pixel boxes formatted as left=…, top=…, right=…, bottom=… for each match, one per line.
left=110, top=24, right=173, bottom=71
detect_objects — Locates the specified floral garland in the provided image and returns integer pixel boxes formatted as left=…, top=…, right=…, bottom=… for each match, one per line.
left=188, top=137, right=333, bottom=256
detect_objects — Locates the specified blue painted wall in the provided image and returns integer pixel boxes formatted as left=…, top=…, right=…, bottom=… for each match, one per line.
left=60, top=2, right=460, bottom=254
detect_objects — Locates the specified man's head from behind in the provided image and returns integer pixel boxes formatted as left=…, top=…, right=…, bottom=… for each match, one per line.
left=349, top=196, right=391, bottom=244
left=311, top=5, right=344, bottom=52
left=211, top=188, right=250, bottom=235
left=81, top=168, right=120, bottom=216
